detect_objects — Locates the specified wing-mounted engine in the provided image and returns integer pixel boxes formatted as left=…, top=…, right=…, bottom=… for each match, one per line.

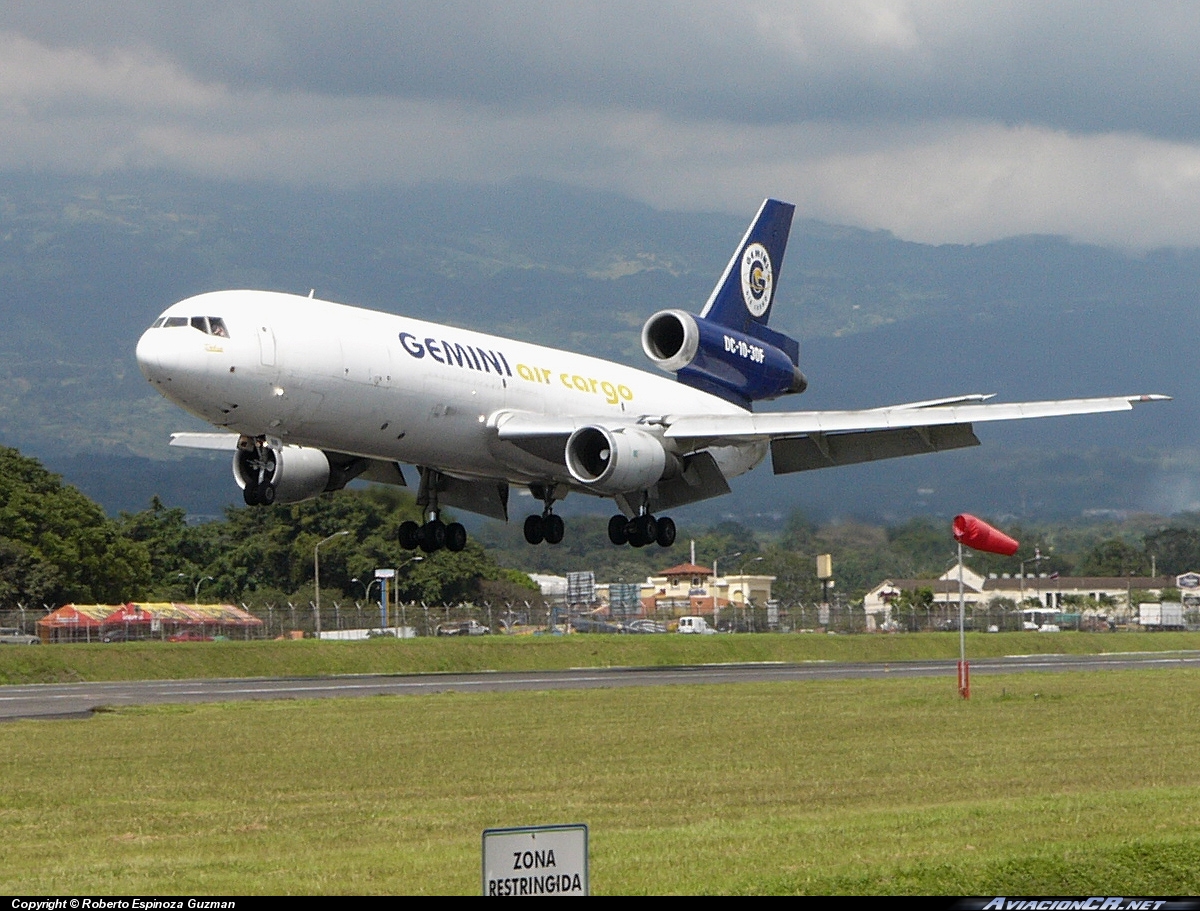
left=233, top=439, right=334, bottom=505
left=565, top=425, right=677, bottom=495
left=641, top=309, right=806, bottom=408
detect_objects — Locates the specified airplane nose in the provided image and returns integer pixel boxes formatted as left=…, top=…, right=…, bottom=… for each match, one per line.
left=135, top=328, right=163, bottom=380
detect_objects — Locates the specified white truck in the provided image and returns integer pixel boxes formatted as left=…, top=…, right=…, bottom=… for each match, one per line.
left=1139, top=602, right=1185, bottom=630
left=677, top=616, right=715, bottom=634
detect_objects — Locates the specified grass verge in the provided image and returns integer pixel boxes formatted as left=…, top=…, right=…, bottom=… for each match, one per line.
left=4, top=631, right=1200, bottom=685
left=0, top=668, right=1197, bottom=894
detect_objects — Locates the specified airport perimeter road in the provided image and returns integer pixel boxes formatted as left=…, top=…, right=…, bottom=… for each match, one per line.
left=2, top=650, right=1200, bottom=721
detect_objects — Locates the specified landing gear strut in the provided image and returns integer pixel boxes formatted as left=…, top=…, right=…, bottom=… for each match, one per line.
left=523, top=485, right=565, bottom=545
left=399, top=468, right=467, bottom=554
left=608, top=510, right=675, bottom=548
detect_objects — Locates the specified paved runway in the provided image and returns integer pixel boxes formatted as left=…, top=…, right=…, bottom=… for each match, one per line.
left=2, top=650, right=1198, bottom=720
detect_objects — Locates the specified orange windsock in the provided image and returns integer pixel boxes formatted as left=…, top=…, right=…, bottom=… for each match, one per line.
left=952, top=514, right=1019, bottom=556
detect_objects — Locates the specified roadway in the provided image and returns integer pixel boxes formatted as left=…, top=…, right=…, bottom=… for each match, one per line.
left=2, top=650, right=1198, bottom=721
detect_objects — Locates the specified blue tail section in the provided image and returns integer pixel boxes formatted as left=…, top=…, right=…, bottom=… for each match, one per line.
left=640, top=199, right=806, bottom=409
left=699, top=199, right=795, bottom=334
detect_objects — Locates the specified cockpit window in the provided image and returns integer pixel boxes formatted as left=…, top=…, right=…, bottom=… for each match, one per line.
left=156, top=315, right=230, bottom=336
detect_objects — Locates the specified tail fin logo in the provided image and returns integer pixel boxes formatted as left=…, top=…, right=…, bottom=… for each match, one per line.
left=740, top=243, right=773, bottom=317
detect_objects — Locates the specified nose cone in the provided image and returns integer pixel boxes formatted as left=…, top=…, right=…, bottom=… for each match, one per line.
left=135, top=327, right=163, bottom=380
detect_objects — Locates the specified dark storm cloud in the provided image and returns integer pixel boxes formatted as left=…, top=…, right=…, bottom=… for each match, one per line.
left=4, top=1, right=1200, bottom=137
left=3, top=2, right=1200, bottom=247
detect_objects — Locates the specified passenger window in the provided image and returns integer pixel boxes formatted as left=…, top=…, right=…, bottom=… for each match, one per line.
left=208, top=317, right=229, bottom=338
left=164, top=317, right=187, bottom=328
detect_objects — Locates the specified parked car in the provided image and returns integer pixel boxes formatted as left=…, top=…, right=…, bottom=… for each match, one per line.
left=0, top=627, right=39, bottom=645
left=625, top=620, right=667, bottom=634
left=167, top=631, right=214, bottom=642
left=435, top=619, right=490, bottom=636
left=569, top=617, right=624, bottom=634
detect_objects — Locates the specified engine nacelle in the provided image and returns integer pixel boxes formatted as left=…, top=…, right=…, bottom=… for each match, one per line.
left=233, top=443, right=332, bottom=505
left=565, top=425, right=671, bottom=495
left=641, top=308, right=806, bottom=407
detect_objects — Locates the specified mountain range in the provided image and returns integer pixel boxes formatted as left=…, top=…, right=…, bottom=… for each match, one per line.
left=0, top=173, right=1191, bottom=525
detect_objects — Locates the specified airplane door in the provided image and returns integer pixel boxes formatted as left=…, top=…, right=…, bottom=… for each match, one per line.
left=258, top=324, right=277, bottom=367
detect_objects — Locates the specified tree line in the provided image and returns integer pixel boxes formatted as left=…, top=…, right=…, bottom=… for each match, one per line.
left=0, top=447, right=535, bottom=609
left=4, top=445, right=1200, bottom=611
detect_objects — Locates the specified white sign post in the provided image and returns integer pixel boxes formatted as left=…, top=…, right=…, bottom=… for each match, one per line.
left=482, top=824, right=588, bottom=896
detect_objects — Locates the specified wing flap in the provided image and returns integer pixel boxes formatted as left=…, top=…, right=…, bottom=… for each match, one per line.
left=771, top=424, right=980, bottom=474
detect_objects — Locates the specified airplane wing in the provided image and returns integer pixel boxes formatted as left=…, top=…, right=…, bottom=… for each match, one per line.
left=170, top=431, right=240, bottom=450
left=662, top=394, right=1169, bottom=475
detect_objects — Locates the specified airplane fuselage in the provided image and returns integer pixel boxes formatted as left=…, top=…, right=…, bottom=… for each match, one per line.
left=135, top=290, right=764, bottom=492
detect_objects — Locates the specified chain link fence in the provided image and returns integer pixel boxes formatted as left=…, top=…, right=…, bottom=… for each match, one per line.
left=5, top=596, right=1193, bottom=641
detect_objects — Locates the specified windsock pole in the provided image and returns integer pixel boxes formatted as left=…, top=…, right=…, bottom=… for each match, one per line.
left=958, top=542, right=969, bottom=699
left=952, top=514, right=1019, bottom=700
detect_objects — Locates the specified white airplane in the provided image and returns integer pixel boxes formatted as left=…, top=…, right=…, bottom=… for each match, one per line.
left=135, top=199, right=1168, bottom=553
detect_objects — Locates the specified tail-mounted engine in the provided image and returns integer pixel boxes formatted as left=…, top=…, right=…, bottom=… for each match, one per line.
left=641, top=309, right=806, bottom=408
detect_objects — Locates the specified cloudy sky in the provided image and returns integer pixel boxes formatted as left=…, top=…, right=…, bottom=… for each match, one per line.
left=3, top=1, right=1200, bottom=248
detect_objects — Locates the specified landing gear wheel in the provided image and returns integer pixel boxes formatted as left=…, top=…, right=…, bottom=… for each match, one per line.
left=419, top=519, right=446, bottom=553
left=626, top=517, right=647, bottom=547
left=608, top=514, right=628, bottom=545
left=399, top=520, right=420, bottom=550
left=523, top=515, right=544, bottom=545
left=635, top=514, right=658, bottom=546
left=243, top=483, right=261, bottom=506
left=655, top=516, right=676, bottom=548
left=445, top=522, right=468, bottom=552
left=259, top=483, right=276, bottom=505
left=543, top=514, right=565, bottom=545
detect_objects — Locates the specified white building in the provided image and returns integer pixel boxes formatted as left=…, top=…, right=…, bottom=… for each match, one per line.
left=863, top=563, right=1176, bottom=629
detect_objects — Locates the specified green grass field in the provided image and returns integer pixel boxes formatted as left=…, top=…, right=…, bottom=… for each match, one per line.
left=2, top=666, right=1199, bottom=894
left=5, top=630, right=1200, bottom=684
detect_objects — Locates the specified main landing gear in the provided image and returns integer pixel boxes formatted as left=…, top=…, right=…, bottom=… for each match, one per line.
left=398, top=516, right=467, bottom=554
left=399, top=468, right=467, bottom=554
left=523, top=485, right=565, bottom=545
left=608, top=512, right=676, bottom=548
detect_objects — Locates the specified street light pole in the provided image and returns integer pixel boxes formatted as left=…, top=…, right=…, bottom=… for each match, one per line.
left=314, top=530, right=351, bottom=637
left=739, top=556, right=764, bottom=631
left=1019, top=547, right=1043, bottom=626
left=194, top=576, right=214, bottom=604
left=712, top=551, right=741, bottom=629
left=396, top=555, right=423, bottom=637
